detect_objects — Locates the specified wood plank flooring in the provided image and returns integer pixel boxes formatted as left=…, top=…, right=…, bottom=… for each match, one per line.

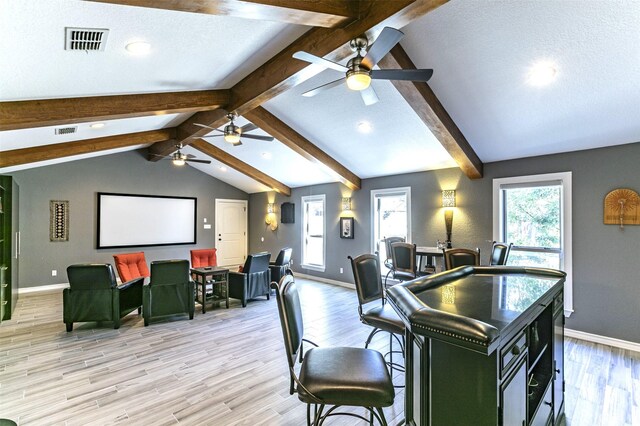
left=0, top=277, right=638, bottom=425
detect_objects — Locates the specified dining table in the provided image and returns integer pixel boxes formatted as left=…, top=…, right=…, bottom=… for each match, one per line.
left=415, top=246, right=444, bottom=273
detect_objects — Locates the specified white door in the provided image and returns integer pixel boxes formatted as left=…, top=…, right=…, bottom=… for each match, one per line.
left=215, top=199, right=247, bottom=266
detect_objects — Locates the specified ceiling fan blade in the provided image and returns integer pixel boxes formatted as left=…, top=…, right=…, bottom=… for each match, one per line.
left=371, top=69, right=433, bottom=82
left=232, top=141, right=243, bottom=147
left=361, top=27, right=404, bottom=69
left=241, top=133, right=274, bottom=142
left=194, top=123, right=224, bottom=132
left=149, top=153, right=167, bottom=158
left=293, top=51, right=348, bottom=73
left=302, top=77, right=345, bottom=97
left=360, top=85, right=379, bottom=106
left=185, top=158, right=212, bottom=164
left=241, top=123, right=258, bottom=133
left=199, top=134, right=223, bottom=139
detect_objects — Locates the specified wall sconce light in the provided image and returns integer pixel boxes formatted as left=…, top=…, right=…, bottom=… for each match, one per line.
left=442, top=190, right=456, bottom=248
left=265, top=203, right=278, bottom=231
left=341, top=197, right=352, bottom=211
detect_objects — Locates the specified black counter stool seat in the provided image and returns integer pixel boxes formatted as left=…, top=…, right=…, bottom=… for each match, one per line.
left=272, top=275, right=394, bottom=426
left=361, top=303, right=404, bottom=336
left=298, top=346, right=395, bottom=407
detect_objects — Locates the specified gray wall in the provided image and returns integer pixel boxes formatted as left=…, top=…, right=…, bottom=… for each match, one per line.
left=249, top=142, right=640, bottom=343
left=9, top=150, right=248, bottom=287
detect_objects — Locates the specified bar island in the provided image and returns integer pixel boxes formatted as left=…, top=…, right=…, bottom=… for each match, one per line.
left=386, top=266, right=566, bottom=426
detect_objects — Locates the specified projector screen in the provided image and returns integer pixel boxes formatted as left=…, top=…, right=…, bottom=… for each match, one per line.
left=97, top=192, right=197, bottom=249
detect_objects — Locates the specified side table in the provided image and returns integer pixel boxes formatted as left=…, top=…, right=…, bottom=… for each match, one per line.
left=190, top=267, right=229, bottom=313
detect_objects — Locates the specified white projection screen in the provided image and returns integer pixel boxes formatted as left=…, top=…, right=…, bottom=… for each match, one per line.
left=97, top=193, right=196, bottom=249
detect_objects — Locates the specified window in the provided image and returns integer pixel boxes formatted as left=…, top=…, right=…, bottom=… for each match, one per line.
left=301, top=195, right=325, bottom=271
left=371, top=187, right=411, bottom=272
left=493, top=172, right=572, bottom=315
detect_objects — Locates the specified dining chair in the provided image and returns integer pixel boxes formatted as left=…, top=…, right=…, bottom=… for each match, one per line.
left=382, top=237, right=405, bottom=287
left=489, top=241, right=513, bottom=265
left=349, top=254, right=405, bottom=383
left=271, top=274, right=395, bottom=426
left=390, top=242, right=423, bottom=285
left=443, top=247, right=481, bottom=270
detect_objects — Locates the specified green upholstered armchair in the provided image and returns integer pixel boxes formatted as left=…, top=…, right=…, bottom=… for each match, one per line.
left=64, top=263, right=143, bottom=332
left=143, top=260, right=195, bottom=326
left=229, top=252, right=271, bottom=307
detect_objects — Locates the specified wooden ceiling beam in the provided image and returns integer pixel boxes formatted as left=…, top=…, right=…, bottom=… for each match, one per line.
left=244, top=107, right=361, bottom=190
left=0, top=129, right=174, bottom=168
left=87, top=0, right=358, bottom=28
left=0, top=90, right=229, bottom=131
left=190, top=138, right=291, bottom=196
left=378, top=44, right=483, bottom=179
left=151, top=0, right=448, bottom=158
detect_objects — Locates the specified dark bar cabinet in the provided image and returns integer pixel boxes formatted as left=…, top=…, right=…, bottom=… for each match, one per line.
left=387, top=266, right=566, bottom=426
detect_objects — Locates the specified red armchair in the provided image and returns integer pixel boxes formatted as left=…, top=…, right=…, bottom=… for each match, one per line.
left=190, top=248, right=217, bottom=268
left=113, top=252, right=150, bottom=282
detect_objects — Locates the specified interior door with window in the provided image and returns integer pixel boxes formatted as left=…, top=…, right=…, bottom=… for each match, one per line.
left=215, top=199, right=247, bottom=266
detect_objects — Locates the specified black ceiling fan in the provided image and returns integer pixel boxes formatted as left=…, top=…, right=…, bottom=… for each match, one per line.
left=194, top=113, right=274, bottom=146
left=151, top=144, right=211, bottom=166
left=293, top=27, right=433, bottom=106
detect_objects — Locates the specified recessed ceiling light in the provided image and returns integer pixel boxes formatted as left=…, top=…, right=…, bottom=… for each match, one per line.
left=357, top=121, right=372, bottom=133
left=125, top=41, right=151, bottom=55
left=219, top=166, right=227, bottom=172
left=527, top=61, right=557, bottom=86
left=261, top=152, right=272, bottom=159
left=89, top=123, right=105, bottom=129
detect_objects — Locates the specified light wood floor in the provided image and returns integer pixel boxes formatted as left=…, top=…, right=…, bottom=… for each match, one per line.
left=0, top=278, right=638, bottom=425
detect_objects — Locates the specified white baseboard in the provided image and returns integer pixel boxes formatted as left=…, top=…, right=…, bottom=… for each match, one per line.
left=565, top=328, right=640, bottom=353
left=19, top=283, right=69, bottom=294
left=292, top=272, right=355, bottom=290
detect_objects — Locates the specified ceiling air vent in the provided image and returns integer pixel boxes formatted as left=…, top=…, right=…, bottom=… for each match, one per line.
left=65, top=27, right=109, bottom=51
left=55, top=126, right=77, bottom=135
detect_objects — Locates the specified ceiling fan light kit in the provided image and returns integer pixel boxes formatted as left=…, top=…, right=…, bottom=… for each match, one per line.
left=346, top=71, right=371, bottom=91
left=194, top=113, right=274, bottom=147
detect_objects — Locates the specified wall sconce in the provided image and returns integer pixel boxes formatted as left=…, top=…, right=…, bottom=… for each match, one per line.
left=341, top=197, right=352, bottom=212
left=442, top=190, right=456, bottom=248
left=265, top=203, right=278, bottom=231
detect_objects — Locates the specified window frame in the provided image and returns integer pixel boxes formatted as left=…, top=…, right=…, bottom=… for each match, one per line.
left=370, top=186, right=412, bottom=255
left=493, top=172, right=573, bottom=315
left=301, top=194, right=326, bottom=272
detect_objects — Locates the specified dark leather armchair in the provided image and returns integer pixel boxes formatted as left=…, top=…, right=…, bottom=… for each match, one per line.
left=443, top=247, right=481, bottom=270
left=229, top=252, right=271, bottom=307
left=272, top=275, right=394, bottom=425
left=269, top=247, right=292, bottom=285
left=64, top=263, right=143, bottom=331
left=489, top=241, right=512, bottom=265
left=143, top=260, right=195, bottom=326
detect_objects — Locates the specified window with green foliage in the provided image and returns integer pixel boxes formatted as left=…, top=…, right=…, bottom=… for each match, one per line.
left=493, top=172, right=573, bottom=314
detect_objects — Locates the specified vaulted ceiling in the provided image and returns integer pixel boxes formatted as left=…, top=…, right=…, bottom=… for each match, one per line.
left=1, top=0, right=639, bottom=195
